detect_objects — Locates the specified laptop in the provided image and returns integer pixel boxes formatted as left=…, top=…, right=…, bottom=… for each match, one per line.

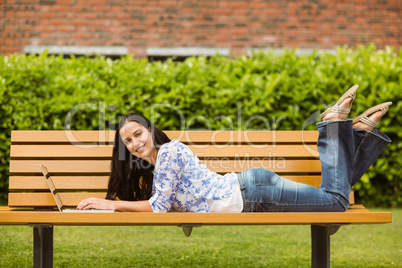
left=40, top=165, right=115, bottom=213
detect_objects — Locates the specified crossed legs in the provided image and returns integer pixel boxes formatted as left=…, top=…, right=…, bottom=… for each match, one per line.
left=240, top=85, right=392, bottom=212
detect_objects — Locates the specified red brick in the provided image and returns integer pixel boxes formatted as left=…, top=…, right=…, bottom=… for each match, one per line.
left=86, top=13, right=97, bottom=19
left=38, top=12, right=56, bottom=18
left=4, top=24, right=15, bottom=31
left=16, top=11, right=35, bottom=18
left=15, top=0, right=36, bottom=4
left=57, top=0, right=75, bottom=4
left=230, top=28, right=247, bottom=35
left=159, top=0, right=178, bottom=7
left=51, top=19, right=68, bottom=25
left=265, top=9, right=283, bottom=16
left=356, top=17, right=367, bottom=23
left=92, top=19, right=108, bottom=26
left=147, top=14, right=158, bottom=20
left=116, top=13, right=130, bottom=19
left=70, top=19, right=89, bottom=26
left=332, top=36, right=350, bottom=43
left=111, top=6, right=121, bottom=12
left=39, top=32, right=51, bottom=38
left=229, top=2, right=247, bottom=9
left=37, top=19, right=50, bottom=25
left=92, top=6, right=108, bottom=13
left=39, top=5, right=51, bottom=12
left=71, top=32, right=91, bottom=39
left=5, top=39, right=15, bottom=45
left=249, top=2, right=268, bottom=9
left=88, top=0, right=107, bottom=5
left=287, top=16, right=298, bottom=23
left=2, top=47, right=21, bottom=53
left=36, top=25, right=55, bottom=31
left=72, top=6, right=84, bottom=12
left=5, top=11, right=15, bottom=18
left=321, top=10, right=337, bottom=16
left=52, top=6, right=71, bottom=12
left=18, top=24, right=35, bottom=31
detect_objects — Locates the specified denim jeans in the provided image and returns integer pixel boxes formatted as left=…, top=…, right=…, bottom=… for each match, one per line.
left=237, top=119, right=391, bottom=212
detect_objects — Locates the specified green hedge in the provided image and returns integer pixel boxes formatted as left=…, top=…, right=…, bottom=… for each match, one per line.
left=1, top=44, right=401, bottom=207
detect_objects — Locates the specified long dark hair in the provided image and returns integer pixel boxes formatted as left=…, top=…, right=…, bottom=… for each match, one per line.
left=106, top=113, right=171, bottom=201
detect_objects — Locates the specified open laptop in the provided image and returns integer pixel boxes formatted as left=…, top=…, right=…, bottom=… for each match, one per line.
left=40, top=165, right=114, bottom=213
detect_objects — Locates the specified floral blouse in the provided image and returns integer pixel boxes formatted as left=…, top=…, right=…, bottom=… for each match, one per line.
left=148, top=139, right=241, bottom=213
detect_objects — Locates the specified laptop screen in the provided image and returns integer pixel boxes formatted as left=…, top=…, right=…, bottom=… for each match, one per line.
left=40, top=165, right=64, bottom=211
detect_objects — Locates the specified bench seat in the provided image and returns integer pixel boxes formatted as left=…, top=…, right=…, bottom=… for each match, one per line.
left=0, top=209, right=391, bottom=226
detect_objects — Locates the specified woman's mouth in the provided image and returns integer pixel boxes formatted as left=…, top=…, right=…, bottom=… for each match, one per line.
left=136, top=145, right=145, bottom=152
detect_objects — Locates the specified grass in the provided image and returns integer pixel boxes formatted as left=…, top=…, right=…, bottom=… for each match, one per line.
left=0, top=208, right=401, bottom=268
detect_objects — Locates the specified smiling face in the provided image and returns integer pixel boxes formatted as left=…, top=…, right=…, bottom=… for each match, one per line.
left=119, top=121, right=158, bottom=166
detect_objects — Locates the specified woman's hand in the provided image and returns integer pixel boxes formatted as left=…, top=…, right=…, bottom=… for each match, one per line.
left=76, top=197, right=115, bottom=210
left=76, top=198, right=153, bottom=212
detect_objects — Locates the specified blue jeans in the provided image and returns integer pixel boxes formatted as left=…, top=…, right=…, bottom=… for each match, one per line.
left=237, top=119, right=391, bottom=212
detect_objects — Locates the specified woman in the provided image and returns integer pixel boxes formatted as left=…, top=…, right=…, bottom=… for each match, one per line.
left=77, top=85, right=392, bottom=213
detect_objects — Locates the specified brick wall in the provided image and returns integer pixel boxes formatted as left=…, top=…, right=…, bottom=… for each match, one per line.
left=1, top=0, right=401, bottom=56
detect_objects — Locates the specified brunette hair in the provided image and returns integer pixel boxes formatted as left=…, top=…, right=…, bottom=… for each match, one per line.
left=105, top=113, right=171, bottom=201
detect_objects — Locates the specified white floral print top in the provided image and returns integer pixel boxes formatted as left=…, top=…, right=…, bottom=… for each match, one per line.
left=148, top=139, right=242, bottom=213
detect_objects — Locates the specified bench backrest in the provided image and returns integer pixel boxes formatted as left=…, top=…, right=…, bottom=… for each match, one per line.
left=8, top=130, right=353, bottom=209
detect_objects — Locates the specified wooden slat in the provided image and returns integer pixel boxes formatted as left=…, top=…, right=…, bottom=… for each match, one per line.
left=350, top=191, right=355, bottom=204
left=11, top=130, right=319, bottom=143
left=8, top=175, right=323, bottom=190
left=11, top=144, right=114, bottom=158
left=7, top=192, right=355, bottom=207
left=203, top=159, right=322, bottom=173
left=8, top=190, right=354, bottom=208
left=9, top=176, right=109, bottom=190
left=11, top=144, right=319, bottom=158
left=283, top=176, right=321, bottom=187
left=9, top=159, right=322, bottom=174
left=166, top=131, right=319, bottom=143
left=11, top=130, right=116, bottom=143
left=347, top=204, right=368, bottom=211
left=9, top=160, right=112, bottom=174
left=0, top=211, right=392, bottom=225
left=8, top=193, right=106, bottom=207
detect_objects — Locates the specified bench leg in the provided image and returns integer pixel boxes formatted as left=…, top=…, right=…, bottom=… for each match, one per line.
left=311, top=224, right=342, bottom=268
left=32, top=224, right=53, bottom=268
left=179, top=224, right=203, bottom=237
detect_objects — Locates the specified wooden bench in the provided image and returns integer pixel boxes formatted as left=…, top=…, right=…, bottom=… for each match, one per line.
left=0, top=130, right=392, bottom=268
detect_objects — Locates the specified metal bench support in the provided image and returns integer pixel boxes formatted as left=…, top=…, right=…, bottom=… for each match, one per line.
left=180, top=224, right=203, bottom=237
left=31, top=224, right=53, bottom=268
left=311, top=224, right=342, bottom=268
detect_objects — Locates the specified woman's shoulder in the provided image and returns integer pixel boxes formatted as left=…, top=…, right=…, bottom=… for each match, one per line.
left=158, top=140, right=192, bottom=160
left=160, top=139, right=187, bottom=152
left=156, top=139, right=192, bottom=169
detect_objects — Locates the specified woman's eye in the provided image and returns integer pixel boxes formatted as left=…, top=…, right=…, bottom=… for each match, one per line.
left=135, top=132, right=142, bottom=137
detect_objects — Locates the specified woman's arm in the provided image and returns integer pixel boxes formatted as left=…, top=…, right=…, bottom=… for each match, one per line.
left=148, top=143, right=184, bottom=213
left=77, top=197, right=153, bottom=212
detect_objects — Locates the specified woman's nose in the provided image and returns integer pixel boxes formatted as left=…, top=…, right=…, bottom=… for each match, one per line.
left=131, top=139, right=140, bottom=149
